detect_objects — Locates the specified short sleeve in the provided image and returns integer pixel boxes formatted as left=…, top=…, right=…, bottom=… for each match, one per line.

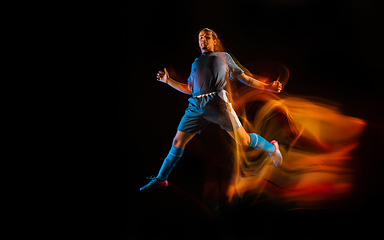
left=225, top=53, right=244, bottom=80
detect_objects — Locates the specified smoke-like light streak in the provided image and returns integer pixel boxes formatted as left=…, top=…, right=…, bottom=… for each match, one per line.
left=223, top=63, right=366, bottom=209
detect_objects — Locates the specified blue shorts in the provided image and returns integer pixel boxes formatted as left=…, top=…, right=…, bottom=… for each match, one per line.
left=177, top=90, right=242, bottom=134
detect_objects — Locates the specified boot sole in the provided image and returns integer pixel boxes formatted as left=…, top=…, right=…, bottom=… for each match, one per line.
left=140, top=185, right=168, bottom=192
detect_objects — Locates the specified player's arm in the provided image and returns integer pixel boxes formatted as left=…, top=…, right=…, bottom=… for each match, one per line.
left=157, top=68, right=192, bottom=95
left=235, top=73, right=282, bottom=93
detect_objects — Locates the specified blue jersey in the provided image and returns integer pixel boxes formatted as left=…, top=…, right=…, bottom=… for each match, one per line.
left=188, top=52, right=244, bottom=97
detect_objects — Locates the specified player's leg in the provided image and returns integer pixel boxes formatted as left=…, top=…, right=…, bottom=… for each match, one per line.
left=226, top=126, right=274, bottom=150
left=206, top=90, right=283, bottom=166
left=156, top=131, right=195, bottom=181
left=226, top=126, right=251, bottom=147
left=140, top=95, right=209, bottom=192
left=140, top=131, right=195, bottom=192
left=227, top=126, right=283, bottom=167
left=171, top=130, right=196, bottom=149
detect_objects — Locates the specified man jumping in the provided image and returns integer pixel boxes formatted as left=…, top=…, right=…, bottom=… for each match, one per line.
left=140, top=28, right=283, bottom=192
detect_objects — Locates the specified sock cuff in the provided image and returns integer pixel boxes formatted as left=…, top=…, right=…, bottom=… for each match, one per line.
left=169, top=146, right=184, bottom=157
left=248, top=133, right=258, bottom=148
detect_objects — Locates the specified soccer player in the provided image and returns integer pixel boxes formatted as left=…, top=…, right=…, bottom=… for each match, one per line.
left=140, top=28, right=283, bottom=192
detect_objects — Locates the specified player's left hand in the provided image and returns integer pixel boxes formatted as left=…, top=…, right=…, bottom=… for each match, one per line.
left=269, top=80, right=282, bottom=93
left=157, top=68, right=170, bottom=84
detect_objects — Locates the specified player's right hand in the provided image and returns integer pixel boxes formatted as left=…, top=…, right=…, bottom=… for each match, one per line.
left=269, top=80, right=283, bottom=93
left=157, top=68, right=169, bottom=84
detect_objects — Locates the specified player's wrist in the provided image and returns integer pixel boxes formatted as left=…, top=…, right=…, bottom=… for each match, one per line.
left=265, top=83, right=272, bottom=91
left=265, top=83, right=277, bottom=93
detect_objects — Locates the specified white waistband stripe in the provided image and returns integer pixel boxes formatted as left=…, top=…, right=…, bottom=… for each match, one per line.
left=195, top=92, right=216, bottom=98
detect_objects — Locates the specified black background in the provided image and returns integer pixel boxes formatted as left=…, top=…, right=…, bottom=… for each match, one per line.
left=114, top=0, right=383, bottom=239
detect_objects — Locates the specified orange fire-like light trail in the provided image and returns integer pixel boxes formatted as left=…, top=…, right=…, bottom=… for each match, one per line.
left=223, top=63, right=366, bottom=210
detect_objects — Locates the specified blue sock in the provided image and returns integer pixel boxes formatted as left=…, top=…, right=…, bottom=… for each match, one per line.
left=248, top=133, right=275, bottom=152
left=156, top=146, right=185, bottom=181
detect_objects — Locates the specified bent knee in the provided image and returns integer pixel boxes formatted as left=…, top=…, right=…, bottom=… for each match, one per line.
left=172, top=131, right=195, bottom=148
left=238, top=136, right=250, bottom=147
left=172, top=137, right=181, bottom=148
left=234, top=132, right=250, bottom=147
left=172, top=137, right=186, bottom=148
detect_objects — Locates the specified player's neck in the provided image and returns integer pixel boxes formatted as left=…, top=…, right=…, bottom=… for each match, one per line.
left=201, top=50, right=214, bottom=55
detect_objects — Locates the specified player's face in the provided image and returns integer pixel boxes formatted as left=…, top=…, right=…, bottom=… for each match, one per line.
left=198, top=31, right=217, bottom=53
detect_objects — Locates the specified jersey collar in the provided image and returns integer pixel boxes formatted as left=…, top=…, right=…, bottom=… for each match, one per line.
left=201, top=51, right=214, bottom=56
